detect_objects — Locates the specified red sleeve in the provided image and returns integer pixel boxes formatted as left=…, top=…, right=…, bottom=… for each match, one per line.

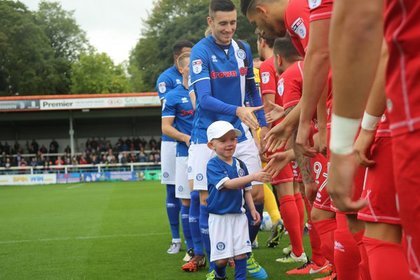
left=308, top=0, right=334, bottom=22
left=282, top=62, right=304, bottom=111
left=259, top=59, right=277, bottom=96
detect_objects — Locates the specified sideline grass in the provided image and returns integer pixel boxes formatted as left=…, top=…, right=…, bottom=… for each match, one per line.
left=0, top=181, right=320, bottom=279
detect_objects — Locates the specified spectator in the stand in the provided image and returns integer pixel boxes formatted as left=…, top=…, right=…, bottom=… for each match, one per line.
left=30, top=157, right=37, bottom=167
left=79, top=153, right=88, bottom=165
left=118, top=152, right=128, bottom=164
left=13, top=141, right=21, bottom=154
left=3, top=142, right=11, bottom=154
left=19, top=157, right=27, bottom=167
left=128, top=152, right=137, bottom=163
left=50, top=139, right=59, bottom=151
left=64, top=145, right=71, bottom=154
left=91, top=154, right=100, bottom=165
left=138, top=148, right=148, bottom=162
left=4, top=157, right=11, bottom=169
left=64, top=156, right=71, bottom=165
left=91, top=137, right=98, bottom=151
left=106, top=148, right=116, bottom=164
left=55, top=156, right=64, bottom=166
left=149, top=137, right=157, bottom=149
left=30, top=139, right=39, bottom=154
left=37, top=153, right=45, bottom=166
left=39, top=145, right=47, bottom=154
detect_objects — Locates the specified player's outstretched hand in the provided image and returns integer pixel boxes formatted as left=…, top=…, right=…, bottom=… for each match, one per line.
left=295, top=120, right=317, bottom=157
left=264, top=120, right=294, bottom=152
left=265, top=101, right=285, bottom=123
left=263, top=150, right=294, bottom=178
left=236, top=106, right=264, bottom=130
left=253, top=171, right=272, bottom=183
left=354, top=129, right=376, bottom=167
left=327, top=152, right=367, bottom=212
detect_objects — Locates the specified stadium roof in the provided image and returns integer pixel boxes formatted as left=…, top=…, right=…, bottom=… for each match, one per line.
left=0, top=92, right=160, bottom=112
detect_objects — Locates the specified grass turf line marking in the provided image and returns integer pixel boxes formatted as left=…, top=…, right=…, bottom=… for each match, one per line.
left=66, top=183, right=85, bottom=189
left=0, top=232, right=167, bottom=245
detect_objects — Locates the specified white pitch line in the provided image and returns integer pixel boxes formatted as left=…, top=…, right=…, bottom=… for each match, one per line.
left=66, top=183, right=84, bottom=189
left=0, top=232, right=167, bottom=245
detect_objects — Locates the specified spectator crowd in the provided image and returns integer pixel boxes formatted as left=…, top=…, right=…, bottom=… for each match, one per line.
left=0, top=137, right=161, bottom=168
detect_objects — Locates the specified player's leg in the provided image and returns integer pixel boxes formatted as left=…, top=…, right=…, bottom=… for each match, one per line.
left=235, top=136, right=268, bottom=279
left=358, top=137, right=410, bottom=279
left=276, top=181, right=307, bottom=263
left=161, top=141, right=181, bottom=253
left=175, top=156, right=194, bottom=258
left=392, top=130, right=420, bottom=279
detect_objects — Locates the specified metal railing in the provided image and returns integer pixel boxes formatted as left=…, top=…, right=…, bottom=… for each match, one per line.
left=0, top=162, right=161, bottom=175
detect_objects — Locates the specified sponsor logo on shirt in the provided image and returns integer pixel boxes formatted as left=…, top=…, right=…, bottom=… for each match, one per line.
left=277, top=78, right=285, bottom=96
left=192, top=59, right=203, bottom=74
left=291, top=17, right=307, bottom=39
left=261, top=72, right=270, bottom=84
left=308, top=0, right=322, bottom=9
left=178, top=185, right=183, bottom=192
left=211, top=55, right=218, bottom=63
left=181, top=97, right=189, bottom=103
left=158, top=82, right=166, bottom=93
left=163, top=172, right=169, bottom=178
left=176, top=79, right=182, bottom=84
left=180, top=109, right=194, bottom=116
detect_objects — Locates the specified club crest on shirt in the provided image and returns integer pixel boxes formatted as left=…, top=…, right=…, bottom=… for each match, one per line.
left=292, top=17, right=307, bottom=39
left=216, top=242, right=226, bottom=251
left=158, top=82, right=166, bottom=93
left=196, top=173, right=204, bottom=181
left=261, top=72, right=270, bottom=84
left=277, top=78, right=285, bottom=96
left=308, top=0, right=322, bottom=9
left=236, top=49, right=246, bottom=60
left=192, top=59, right=203, bottom=74
left=238, top=168, right=245, bottom=177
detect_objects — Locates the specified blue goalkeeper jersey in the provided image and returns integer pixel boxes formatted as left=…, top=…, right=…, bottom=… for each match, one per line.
left=161, top=84, right=194, bottom=157
left=156, top=65, right=183, bottom=142
left=189, top=35, right=260, bottom=144
left=206, top=156, right=252, bottom=215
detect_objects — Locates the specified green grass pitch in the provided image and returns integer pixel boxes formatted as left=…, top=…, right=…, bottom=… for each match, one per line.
left=0, top=181, right=320, bottom=280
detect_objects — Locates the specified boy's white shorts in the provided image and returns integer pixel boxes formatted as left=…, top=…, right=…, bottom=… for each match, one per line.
left=208, top=213, right=252, bottom=262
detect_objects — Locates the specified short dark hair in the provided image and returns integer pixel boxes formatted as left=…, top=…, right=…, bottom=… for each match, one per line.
left=273, top=35, right=301, bottom=61
left=209, top=0, right=236, bottom=16
left=172, top=40, right=193, bottom=57
left=256, top=29, right=276, bottom=49
left=240, top=0, right=254, bottom=16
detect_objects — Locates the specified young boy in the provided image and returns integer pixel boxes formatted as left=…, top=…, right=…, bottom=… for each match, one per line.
left=206, top=121, right=271, bottom=280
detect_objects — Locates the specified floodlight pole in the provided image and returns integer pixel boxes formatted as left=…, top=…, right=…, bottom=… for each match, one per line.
left=69, top=112, right=75, bottom=158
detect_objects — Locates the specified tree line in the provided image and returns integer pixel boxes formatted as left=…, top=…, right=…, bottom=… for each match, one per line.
left=0, top=0, right=256, bottom=96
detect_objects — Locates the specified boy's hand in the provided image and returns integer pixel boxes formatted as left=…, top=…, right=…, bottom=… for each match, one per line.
left=253, top=171, right=272, bottom=183
left=250, top=209, right=261, bottom=225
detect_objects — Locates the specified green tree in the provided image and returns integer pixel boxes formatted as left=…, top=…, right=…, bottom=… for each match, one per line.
left=35, top=1, right=92, bottom=94
left=128, top=0, right=257, bottom=92
left=71, top=52, right=130, bottom=94
left=0, top=0, right=58, bottom=95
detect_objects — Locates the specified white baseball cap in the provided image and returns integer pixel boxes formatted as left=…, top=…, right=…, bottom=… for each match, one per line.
left=207, top=121, right=242, bottom=142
